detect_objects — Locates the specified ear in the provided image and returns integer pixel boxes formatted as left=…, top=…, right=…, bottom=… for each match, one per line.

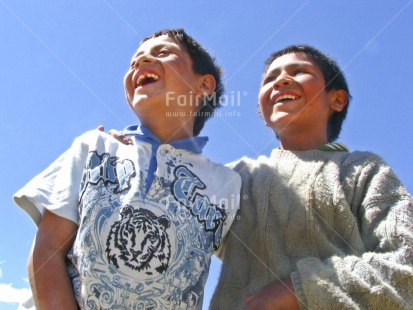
left=329, top=89, right=348, bottom=112
left=196, top=74, right=216, bottom=97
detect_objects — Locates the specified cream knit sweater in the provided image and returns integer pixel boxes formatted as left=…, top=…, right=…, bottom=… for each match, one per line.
left=211, top=148, right=413, bottom=309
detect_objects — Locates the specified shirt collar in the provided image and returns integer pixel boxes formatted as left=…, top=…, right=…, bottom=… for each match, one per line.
left=123, top=124, right=208, bottom=154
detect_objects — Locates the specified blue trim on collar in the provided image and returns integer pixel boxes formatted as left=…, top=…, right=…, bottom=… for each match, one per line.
left=123, top=124, right=208, bottom=154
left=123, top=124, right=208, bottom=194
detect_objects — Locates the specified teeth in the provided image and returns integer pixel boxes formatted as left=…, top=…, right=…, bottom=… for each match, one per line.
left=147, top=73, right=159, bottom=80
left=136, top=73, right=160, bottom=86
left=276, top=94, right=298, bottom=103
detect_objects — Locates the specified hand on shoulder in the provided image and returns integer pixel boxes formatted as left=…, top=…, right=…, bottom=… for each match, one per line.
left=96, top=125, right=133, bottom=145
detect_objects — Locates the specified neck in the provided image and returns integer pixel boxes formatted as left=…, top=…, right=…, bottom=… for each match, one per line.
left=144, top=122, right=194, bottom=143
left=278, top=133, right=328, bottom=151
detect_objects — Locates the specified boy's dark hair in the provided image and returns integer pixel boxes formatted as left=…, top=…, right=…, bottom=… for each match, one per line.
left=264, top=45, right=352, bottom=142
left=142, top=28, right=224, bottom=136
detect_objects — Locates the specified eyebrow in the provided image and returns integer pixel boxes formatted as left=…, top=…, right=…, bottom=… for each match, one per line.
left=266, top=60, right=313, bottom=74
left=132, top=42, right=181, bottom=59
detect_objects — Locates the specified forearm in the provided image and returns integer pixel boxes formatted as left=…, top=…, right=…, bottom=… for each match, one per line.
left=291, top=214, right=413, bottom=308
left=30, top=210, right=79, bottom=310
left=292, top=250, right=413, bottom=309
left=290, top=156, right=413, bottom=309
left=29, top=247, right=78, bottom=310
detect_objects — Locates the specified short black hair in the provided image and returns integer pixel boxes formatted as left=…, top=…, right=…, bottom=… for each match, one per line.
left=142, top=29, right=224, bottom=136
left=264, top=45, right=351, bottom=142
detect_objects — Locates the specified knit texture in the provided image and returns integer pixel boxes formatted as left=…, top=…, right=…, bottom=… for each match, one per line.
left=210, top=148, right=413, bottom=309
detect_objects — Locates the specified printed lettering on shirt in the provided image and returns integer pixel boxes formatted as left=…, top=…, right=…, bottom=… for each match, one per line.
left=171, top=165, right=227, bottom=249
left=80, top=151, right=136, bottom=200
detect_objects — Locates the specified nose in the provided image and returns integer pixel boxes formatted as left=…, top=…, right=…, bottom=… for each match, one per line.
left=273, top=72, right=292, bottom=88
left=132, top=53, right=155, bottom=69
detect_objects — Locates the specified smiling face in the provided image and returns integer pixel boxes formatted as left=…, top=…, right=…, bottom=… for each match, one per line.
left=259, top=52, right=344, bottom=148
left=124, top=35, right=204, bottom=135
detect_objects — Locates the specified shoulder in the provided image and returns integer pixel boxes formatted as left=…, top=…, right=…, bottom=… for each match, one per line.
left=340, top=150, right=391, bottom=176
left=342, top=150, right=386, bottom=164
left=225, top=155, right=272, bottom=183
left=226, top=154, right=270, bottom=170
left=71, top=130, right=127, bottom=153
left=340, top=150, right=411, bottom=197
left=314, top=150, right=395, bottom=184
left=169, top=149, right=242, bottom=186
left=203, top=155, right=242, bottom=181
left=74, top=129, right=113, bottom=144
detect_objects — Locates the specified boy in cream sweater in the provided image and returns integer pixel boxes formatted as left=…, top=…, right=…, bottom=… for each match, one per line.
left=210, top=45, right=413, bottom=310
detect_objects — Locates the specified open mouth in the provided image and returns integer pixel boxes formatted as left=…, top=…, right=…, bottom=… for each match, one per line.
left=274, top=94, right=299, bottom=104
left=136, top=72, right=160, bottom=87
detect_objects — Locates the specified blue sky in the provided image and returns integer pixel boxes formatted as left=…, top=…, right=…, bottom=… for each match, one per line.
left=1, top=1, right=412, bottom=309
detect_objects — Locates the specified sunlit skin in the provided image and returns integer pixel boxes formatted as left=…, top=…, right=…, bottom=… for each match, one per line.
left=245, top=279, right=299, bottom=310
left=258, top=52, right=347, bottom=151
left=124, top=35, right=215, bottom=143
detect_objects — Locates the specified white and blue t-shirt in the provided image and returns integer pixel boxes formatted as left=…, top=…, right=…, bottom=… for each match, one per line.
left=14, top=126, right=241, bottom=309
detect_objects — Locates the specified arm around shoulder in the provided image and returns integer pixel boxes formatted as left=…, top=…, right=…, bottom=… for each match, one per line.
left=29, top=209, right=79, bottom=310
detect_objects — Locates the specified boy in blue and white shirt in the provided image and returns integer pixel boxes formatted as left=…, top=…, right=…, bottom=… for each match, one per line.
left=14, top=29, right=240, bottom=310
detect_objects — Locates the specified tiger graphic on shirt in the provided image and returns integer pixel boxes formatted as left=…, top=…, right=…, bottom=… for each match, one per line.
left=106, top=205, right=171, bottom=276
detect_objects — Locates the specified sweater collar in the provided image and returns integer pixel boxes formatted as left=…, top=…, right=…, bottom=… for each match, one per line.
left=123, top=124, right=208, bottom=154
left=276, top=142, right=350, bottom=152
left=318, top=142, right=349, bottom=152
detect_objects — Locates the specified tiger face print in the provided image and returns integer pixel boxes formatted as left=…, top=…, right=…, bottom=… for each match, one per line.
left=106, top=205, right=171, bottom=276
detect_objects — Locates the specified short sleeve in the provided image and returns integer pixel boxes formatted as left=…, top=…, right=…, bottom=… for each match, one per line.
left=14, top=135, right=89, bottom=226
